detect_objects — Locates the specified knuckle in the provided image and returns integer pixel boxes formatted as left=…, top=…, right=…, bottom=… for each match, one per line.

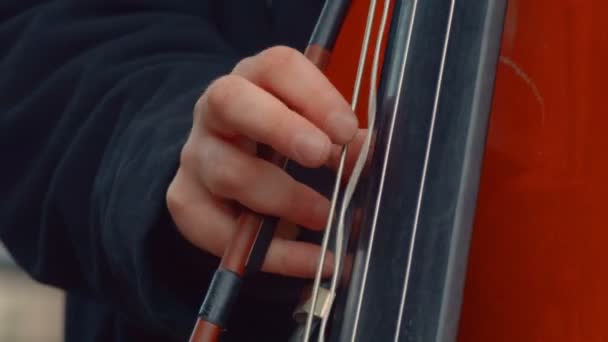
left=257, top=45, right=301, bottom=73
left=193, top=92, right=207, bottom=122
left=179, top=139, right=198, bottom=170
left=205, top=75, right=243, bottom=116
left=232, top=55, right=254, bottom=74
left=203, top=146, right=243, bottom=197
left=208, top=164, right=241, bottom=197
left=265, top=45, right=300, bottom=63
left=166, top=176, right=186, bottom=219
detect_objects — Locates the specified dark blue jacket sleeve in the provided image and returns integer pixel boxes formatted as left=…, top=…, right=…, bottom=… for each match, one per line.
left=0, top=1, right=284, bottom=339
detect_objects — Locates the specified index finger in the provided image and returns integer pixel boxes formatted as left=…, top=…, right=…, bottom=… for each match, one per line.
left=232, top=46, right=358, bottom=145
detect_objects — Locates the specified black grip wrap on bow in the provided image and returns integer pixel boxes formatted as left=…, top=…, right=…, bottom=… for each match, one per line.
left=198, top=269, right=242, bottom=328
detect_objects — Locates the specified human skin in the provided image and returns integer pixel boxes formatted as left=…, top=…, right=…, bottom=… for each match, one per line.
left=166, top=46, right=365, bottom=279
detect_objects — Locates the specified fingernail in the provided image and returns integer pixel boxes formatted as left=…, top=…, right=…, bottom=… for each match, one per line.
left=327, top=111, right=358, bottom=144
left=294, top=133, right=330, bottom=166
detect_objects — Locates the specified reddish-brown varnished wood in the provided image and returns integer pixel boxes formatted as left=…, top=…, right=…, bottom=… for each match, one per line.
left=189, top=320, right=221, bottom=342
left=203, top=1, right=608, bottom=340
left=219, top=210, right=266, bottom=274
left=459, top=1, right=608, bottom=341
left=210, top=1, right=607, bottom=340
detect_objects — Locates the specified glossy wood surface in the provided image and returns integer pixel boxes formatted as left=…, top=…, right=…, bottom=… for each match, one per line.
left=459, top=0, right=608, bottom=341
left=315, top=0, right=608, bottom=340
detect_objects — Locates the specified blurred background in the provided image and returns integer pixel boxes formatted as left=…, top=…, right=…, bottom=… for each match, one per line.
left=0, top=242, right=64, bottom=342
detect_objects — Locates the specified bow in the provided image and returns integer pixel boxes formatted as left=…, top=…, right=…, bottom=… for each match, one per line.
left=188, top=1, right=356, bottom=340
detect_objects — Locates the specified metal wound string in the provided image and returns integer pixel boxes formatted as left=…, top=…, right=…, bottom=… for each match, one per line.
left=302, top=0, right=379, bottom=341
left=393, top=1, right=456, bottom=341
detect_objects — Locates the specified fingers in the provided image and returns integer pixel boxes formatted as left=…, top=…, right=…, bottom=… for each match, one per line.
left=201, top=75, right=331, bottom=167
left=327, top=129, right=369, bottom=180
left=167, top=169, right=333, bottom=279
left=274, top=219, right=300, bottom=240
left=194, top=46, right=359, bottom=169
left=232, top=46, right=358, bottom=145
left=262, top=239, right=334, bottom=278
left=172, top=46, right=362, bottom=279
left=166, top=168, right=236, bottom=257
left=196, top=135, right=330, bottom=230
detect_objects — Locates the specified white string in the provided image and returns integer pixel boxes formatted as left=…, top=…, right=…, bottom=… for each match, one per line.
left=393, top=1, right=456, bottom=340
left=348, top=0, right=420, bottom=340
left=319, top=0, right=391, bottom=339
left=303, top=0, right=379, bottom=340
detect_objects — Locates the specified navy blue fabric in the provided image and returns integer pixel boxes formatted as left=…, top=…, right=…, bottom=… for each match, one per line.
left=0, top=1, right=323, bottom=341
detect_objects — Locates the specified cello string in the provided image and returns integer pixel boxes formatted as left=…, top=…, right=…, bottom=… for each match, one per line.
left=318, top=0, right=391, bottom=340
left=303, top=0, right=379, bottom=340
left=348, top=0, right=420, bottom=340
left=392, top=1, right=456, bottom=341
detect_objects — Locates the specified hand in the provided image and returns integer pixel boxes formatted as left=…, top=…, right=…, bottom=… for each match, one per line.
left=166, top=46, right=364, bottom=279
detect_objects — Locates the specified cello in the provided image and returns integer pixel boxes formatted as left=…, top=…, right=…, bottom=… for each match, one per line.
left=191, top=0, right=608, bottom=341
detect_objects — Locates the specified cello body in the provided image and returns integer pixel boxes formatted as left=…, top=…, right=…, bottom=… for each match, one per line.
left=292, top=0, right=507, bottom=340
left=290, top=0, right=608, bottom=341
left=459, top=0, right=608, bottom=341
left=207, top=0, right=607, bottom=340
